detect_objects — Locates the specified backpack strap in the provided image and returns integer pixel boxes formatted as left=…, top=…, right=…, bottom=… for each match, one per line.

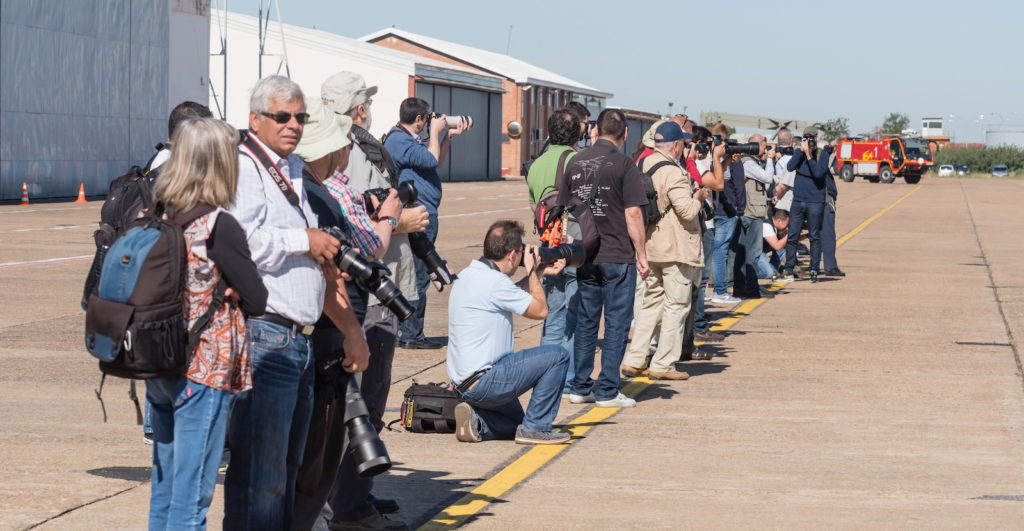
left=643, top=160, right=680, bottom=224
left=187, top=279, right=229, bottom=353
left=553, top=149, right=573, bottom=191
left=586, top=150, right=617, bottom=207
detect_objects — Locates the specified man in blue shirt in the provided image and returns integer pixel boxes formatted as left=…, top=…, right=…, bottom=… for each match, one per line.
left=782, top=127, right=834, bottom=283
left=384, top=97, right=468, bottom=349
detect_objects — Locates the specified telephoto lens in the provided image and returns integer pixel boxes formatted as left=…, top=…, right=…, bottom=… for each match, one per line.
left=778, top=146, right=795, bottom=155
left=343, top=377, right=392, bottom=477
left=724, top=142, right=762, bottom=156
left=324, top=227, right=415, bottom=321
left=519, top=242, right=587, bottom=269
left=408, top=232, right=457, bottom=291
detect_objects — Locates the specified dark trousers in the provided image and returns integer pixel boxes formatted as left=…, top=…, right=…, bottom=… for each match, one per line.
left=785, top=200, right=825, bottom=272
left=398, top=210, right=439, bottom=342
left=571, top=262, right=637, bottom=401
left=731, top=216, right=763, bottom=296
left=822, top=199, right=839, bottom=270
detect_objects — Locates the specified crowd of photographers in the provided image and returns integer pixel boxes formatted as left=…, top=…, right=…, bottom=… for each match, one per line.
left=130, top=65, right=844, bottom=528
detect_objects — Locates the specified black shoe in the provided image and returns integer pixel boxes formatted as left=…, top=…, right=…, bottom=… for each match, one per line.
left=809, top=270, right=819, bottom=283
left=397, top=338, right=443, bottom=350
left=370, top=495, right=399, bottom=515
left=823, top=268, right=846, bottom=277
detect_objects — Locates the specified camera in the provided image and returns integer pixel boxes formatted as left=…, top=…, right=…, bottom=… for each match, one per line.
left=519, top=242, right=587, bottom=269
left=777, top=146, right=795, bottom=155
left=429, top=112, right=473, bottom=129
left=803, top=134, right=817, bottom=151
left=724, top=140, right=761, bottom=156
left=363, top=181, right=418, bottom=218
left=583, top=120, right=597, bottom=141
left=343, top=376, right=392, bottom=477
left=323, top=227, right=415, bottom=321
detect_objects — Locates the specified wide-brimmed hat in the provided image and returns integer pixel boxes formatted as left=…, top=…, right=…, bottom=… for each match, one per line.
left=295, top=97, right=352, bottom=162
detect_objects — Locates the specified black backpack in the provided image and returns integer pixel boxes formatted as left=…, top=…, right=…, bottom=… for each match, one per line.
left=82, top=145, right=166, bottom=309
left=640, top=159, right=675, bottom=228
left=396, top=381, right=461, bottom=433
left=352, top=125, right=398, bottom=186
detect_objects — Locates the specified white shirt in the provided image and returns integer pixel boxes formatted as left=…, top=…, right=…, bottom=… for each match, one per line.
left=723, top=157, right=775, bottom=185
left=446, top=260, right=532, bottom=384
left=232, top=134, right=325, bottom=326
left=149, top=148, right=171, bottom=170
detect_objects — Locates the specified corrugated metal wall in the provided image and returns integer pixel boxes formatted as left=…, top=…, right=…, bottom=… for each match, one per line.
left=415, top=81, right=502, bottom=181
left=0, top=0, right=169, bottom=200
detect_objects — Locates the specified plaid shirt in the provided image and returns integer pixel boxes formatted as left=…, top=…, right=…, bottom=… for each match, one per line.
left=323, top=171, right=382, bottom=256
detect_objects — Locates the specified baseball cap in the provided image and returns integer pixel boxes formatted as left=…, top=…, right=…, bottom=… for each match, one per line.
left=802, top=125, right=820, bottom=136
left=321, top=71, right=378, bottom=115
left=642, top=119, right=668, bottom=149
left=654, top=121, right=691, bottom=143
left=294, top=97, right=352, bottom=163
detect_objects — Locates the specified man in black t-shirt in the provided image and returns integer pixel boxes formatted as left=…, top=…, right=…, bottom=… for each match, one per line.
left=556, top=108, right=649, bottom=408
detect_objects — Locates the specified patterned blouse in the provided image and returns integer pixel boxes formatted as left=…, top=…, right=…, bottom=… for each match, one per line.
left=323, top=170, right=383, bottom=256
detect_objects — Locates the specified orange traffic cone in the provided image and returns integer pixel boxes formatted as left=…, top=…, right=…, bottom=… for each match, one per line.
left=75, top=183, right=87, bottom=203
left=19, top=182, right=30, bottom=206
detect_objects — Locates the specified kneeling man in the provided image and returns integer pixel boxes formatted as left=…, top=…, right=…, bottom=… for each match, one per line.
left=448, top=220, right=570, bottom=444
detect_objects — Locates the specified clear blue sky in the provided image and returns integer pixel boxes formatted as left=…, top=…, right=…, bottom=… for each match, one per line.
left=230, top=0, right=1021, bottom=142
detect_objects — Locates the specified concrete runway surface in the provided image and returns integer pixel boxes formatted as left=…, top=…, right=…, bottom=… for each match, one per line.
left=1, top=176, right=1022, bottom=529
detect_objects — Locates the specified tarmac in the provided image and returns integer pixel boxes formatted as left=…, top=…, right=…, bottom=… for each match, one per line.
left=1, top=175, right=1023, bottom=529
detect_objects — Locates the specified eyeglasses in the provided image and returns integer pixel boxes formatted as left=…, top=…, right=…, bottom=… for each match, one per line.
left=260, top=111, right=310, bottom=125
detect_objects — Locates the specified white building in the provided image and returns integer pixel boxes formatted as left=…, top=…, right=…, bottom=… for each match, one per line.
left=921, top=116, right=944, bottom=137
left=0, top=0, right=210, bottom=200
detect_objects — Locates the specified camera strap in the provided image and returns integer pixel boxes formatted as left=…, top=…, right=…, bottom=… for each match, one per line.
left=239, top=130, right=309, bottom=227
left=478, top=258, right=500, bottom=272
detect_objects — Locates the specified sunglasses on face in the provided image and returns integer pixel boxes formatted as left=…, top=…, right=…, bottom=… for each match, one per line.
left=261, top=111, right=310, bottom=125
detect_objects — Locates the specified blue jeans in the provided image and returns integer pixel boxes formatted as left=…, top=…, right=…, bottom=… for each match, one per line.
left=785, top=201, right=824, bottom=272
left=712, top=216, right=737, bottom=295
left=541, top=267, right=577, bottom=387
left=457, top=345, right=568, bottom=439
left=147, top=377, right=230, bottom=531
left=756, top=248, right=786, bottom=279
left=224, top=320, right=315, bottom=531
left=398, top=210, right=439, bottom=342
left=692, top=226, right=715, bottom=334
left=572, top=262, right=637, bottom=401
left=143, top=394, right=153, bottom=436
left=732, top=217, right=763, bottom=296
left=822, top=199, right=838, bottom=270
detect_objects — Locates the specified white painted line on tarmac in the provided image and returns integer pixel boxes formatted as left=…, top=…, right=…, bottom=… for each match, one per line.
left=0, top=254, right=93, bottom=268
left=0, top=206, right=96, bottom=215
left=439, top=207, right=527, bottom=220
left=0, top=225, right=92, bottom=234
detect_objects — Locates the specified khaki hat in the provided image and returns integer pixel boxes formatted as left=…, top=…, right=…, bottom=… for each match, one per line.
left=802, top=125, right=820, bottom=136
left=642, top=119, right=668, bottom=149
left=295, top=97, right=352, bottom=163
left=321, top=71, right=378, bottom=115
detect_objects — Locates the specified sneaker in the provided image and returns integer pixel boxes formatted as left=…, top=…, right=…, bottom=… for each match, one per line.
left=329, top=512, right=409, bottom=530
left=454, top=402, right=481, bottom=442
left=595, top=392, right=636, bottom=408
left=711, top=293, right=741, bottom=304
left=143, top=433, right=154, bottom=445
left=694, top=331, right=725, bottom=342
left=703, top=292, right=712, bottom=302
left=645, top=369, right=689, bottom=380
left=568, top=392, right=596, bottom=404
left=779, top=271, right=795, bottom=283
left=809, top=270, right=819, bottom=283
left=823, top=268, right=846, bottom=277
left=514, top=425, right=571, bottom=445
left=620, top=364, right=647, bottom=378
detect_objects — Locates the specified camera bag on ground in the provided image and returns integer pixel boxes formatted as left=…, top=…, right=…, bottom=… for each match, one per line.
left=82, top=144, right=166, bottom=310
left=84, top=204, right=226, bottom=421
left=639, top=159, right=676, bottom=228
left=396, top=381, right=461, bottom=433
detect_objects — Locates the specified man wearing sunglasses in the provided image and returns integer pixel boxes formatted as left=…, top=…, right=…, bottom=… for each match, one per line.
left=224, top=75, right=363, bottom=530
left=384, top=97, right=469, bottom=350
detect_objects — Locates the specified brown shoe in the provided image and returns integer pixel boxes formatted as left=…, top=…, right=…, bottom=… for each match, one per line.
left=620, top=364, right=648, bottom=378
left=646, top=369, right=689, bottom=380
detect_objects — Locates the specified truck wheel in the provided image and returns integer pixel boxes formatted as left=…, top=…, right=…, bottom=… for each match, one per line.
left=839, top=164, right=855, bottom=182
left=904, top=174, right=921, bottom=184
left=879, top=166, right=895, bottom=184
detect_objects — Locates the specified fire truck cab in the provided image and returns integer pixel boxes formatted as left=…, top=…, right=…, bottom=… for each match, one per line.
left=835, top=136, right=931, bottom=184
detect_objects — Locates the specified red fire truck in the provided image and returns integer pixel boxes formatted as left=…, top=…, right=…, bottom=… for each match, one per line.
left=835, top=136, right=932, bottom=184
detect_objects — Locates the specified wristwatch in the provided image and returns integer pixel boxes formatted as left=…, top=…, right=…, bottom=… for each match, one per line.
left=381, top=216, right=398, bottom=232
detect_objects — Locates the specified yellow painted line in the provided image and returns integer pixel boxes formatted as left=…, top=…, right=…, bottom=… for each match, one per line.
left=420, top=185, right=922, bottom=530
left=836, top=184, right=922, bottom=247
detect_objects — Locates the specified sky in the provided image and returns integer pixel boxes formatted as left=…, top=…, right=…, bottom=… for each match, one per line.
left=228, top=0, right=1022, bottom=142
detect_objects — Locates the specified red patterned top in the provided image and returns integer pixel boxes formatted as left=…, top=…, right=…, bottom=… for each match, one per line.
left=183, top=210, right=252, bottom=393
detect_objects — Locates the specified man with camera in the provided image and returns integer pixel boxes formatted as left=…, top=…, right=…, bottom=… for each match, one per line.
left=622, top=122, right=708, bottom=379
left=557, top=109, right=649, bottom=408
left=725, top=134, right=776, bottom=298
left=224, top=75, right=371, bottom=530
left=772, top=127, right=796, bottom=215
left=385, top=97, right=469, bottom=350
left=448, top=220, right=570, bottom=444
left=687, top=126, right=728, bottom=346
left=782, top=126, right=833, bottom=283
left=316, top=72, right=431, bottom=528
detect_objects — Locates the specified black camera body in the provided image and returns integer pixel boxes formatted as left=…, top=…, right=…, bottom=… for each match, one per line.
left=519, top=242, right=586, bottom=269
left=777, top=146, right=795, bottom=156
left=323, top=226, right=414, bottom=321
left=363, top=181, right=418, bottom=218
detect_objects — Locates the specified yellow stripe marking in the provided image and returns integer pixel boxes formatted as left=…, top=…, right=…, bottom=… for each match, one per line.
left=419, top=184, right=922, bottom=530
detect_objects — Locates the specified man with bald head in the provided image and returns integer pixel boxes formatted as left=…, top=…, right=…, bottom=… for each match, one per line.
left=727, top=133, right=776, bottom=298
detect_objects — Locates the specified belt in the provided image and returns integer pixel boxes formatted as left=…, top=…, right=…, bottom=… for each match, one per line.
left=455, top=368, right=490, bottom=393
left=251, top=313, right=315, bottom=336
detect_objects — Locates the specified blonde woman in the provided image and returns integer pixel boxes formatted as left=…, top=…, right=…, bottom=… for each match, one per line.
left=148, top=117, right=267, bottom=530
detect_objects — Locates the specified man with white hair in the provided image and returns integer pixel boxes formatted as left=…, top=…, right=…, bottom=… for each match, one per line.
left=224, top=75, right=364, bottom=530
